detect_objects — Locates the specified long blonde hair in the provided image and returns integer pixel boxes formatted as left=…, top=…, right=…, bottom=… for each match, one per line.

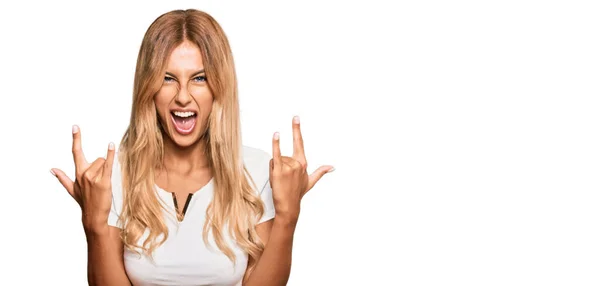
left=117, top=9, right=266, bottom=267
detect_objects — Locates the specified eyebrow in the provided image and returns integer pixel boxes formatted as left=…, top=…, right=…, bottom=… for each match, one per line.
left=165, top=69, right=205, bottom=78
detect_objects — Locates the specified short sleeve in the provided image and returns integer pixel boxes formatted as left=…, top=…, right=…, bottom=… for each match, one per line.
left=107, top=153, right=124, bottom=229
left=243, top=146, right=277, bottom=224
left=258, top=179, right=276, bottom=224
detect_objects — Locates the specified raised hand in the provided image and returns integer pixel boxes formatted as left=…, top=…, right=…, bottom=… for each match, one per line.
left=51, top=125, right=115, bottom=234
left=269, top=116, right=334, bottom=221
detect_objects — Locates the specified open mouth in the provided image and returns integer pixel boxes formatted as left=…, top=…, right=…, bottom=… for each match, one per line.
left=170, top=111, right=197, bottom=135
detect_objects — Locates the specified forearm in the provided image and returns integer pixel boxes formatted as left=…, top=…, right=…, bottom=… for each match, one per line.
left=244, top=217, right=298, bottom=286
left=86, top=226, right=130, bottom=286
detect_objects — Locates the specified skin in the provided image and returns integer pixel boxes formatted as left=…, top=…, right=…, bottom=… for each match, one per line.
left=52, top=40, right=333, bottom=286
left=52, top=128, right=129, bottom=286
left=153, top=40, right=214, bottom=209
left=242, top=118, right=334, bottom=286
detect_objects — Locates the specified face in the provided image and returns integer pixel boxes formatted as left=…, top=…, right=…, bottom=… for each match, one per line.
left=155, top=40, right=213, bottom=148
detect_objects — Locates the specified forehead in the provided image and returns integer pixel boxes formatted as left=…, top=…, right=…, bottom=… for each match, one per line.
left=166, top=41, right=204, bottom=72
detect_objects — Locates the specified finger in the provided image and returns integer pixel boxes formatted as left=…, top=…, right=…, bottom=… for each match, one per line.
left=306, top=165, right=335, bottom=192
left=272, top=132, right=282, bottom=169
left=102, top=142, right=116, bottom=180
left=291, top=116, right=306, bottom=163
left=51, top=168, right=75, bottom=198
left=72, top=125, right=88, bottom=170
left=281, top=156, right=302, bottom=170
left=85, top=157, right=106, bottom=183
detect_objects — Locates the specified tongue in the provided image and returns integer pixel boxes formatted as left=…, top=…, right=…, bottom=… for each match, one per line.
left=173, top=115, right=194, bottom=131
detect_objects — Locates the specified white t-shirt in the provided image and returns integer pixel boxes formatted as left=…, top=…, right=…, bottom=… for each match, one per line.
left=108, top=146, right=276, bottom=286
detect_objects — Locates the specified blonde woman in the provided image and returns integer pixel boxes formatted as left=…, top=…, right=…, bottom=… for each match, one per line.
left=51, top=9, right=333, bottom=286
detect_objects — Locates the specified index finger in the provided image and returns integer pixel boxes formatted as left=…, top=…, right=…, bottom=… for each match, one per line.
left=72, top=125, right=88, bottom=170
left=292, top=116, right=306, bottom=163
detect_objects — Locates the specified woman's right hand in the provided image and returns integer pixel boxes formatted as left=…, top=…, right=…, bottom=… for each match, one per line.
left=51, top=125, right=115, bottom=235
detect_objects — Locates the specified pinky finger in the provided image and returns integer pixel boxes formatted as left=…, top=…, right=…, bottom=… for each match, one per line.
left=272, top=132, right=282, bottom=169
left=102, top=142, right=116, bottom=180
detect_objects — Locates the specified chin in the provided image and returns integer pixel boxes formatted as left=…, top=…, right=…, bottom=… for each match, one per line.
left=168, top=132, right=205, bottom=148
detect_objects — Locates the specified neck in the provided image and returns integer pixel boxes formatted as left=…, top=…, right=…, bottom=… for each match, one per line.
left=161, top=136, right=210, bottom=174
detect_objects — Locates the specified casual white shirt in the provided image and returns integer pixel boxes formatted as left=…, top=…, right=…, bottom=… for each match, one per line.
left=108, top=146, right=276, bottom=286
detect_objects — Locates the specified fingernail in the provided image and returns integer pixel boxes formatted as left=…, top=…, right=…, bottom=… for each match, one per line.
left=50, top=169, right=56, bottom=176
left=274, top=132, right=280, bottom=140
left=72, top=125, right=79, bottom=134
left=109, top=142, right=115, bottom=150
left=293, top=116, right=300, bottom=124
left=327, top=167, right=336, bottom=173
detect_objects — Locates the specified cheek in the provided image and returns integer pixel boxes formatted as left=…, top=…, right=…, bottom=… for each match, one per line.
left=154, top=92, right=173, bottom=124
left=195, top=91, right=214, bottom=118
left=154, top=95, right=172, bottom=117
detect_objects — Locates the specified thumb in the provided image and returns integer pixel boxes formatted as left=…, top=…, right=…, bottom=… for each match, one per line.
left=51, top=168, right=76, bottom=199
left=306, top=165, right=335, bottom=193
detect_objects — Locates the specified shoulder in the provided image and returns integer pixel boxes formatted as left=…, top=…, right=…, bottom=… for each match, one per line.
left=109, top=151, right=126, bottom=207
left=111, top=151, right=124, bottom=188
left=108, top=151, right=125, bottom=227
left=242, top=145, right=271, bottom=167
left=242, top=145, right=271, bottom=189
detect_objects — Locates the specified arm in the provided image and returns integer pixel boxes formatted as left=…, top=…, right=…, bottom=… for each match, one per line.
left=52, top=127, right=131, bottom=286
left=86, top=225, right=131, bottom=286
left=243, top=217, right=296, bottom=286
left=243, top=116, right=334, bottom=285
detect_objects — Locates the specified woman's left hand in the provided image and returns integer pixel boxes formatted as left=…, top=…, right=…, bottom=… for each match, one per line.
left=269, top=116, right=334, bottom=222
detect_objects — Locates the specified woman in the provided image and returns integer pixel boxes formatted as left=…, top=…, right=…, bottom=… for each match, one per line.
left=51, top=9, right=333, bottom=286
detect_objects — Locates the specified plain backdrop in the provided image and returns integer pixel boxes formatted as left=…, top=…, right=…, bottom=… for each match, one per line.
left=1, top=0, right=599, bottom=285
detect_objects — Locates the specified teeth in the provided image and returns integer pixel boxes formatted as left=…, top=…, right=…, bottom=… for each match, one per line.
left=173, top=111, right=195, bottom=118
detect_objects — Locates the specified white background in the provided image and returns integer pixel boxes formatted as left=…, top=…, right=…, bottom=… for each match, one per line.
left=0, top=0, right=599, bottom=285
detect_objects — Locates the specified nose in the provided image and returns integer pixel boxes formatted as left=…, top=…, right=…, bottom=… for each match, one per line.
left=175, top=82, right=192, bottom=106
